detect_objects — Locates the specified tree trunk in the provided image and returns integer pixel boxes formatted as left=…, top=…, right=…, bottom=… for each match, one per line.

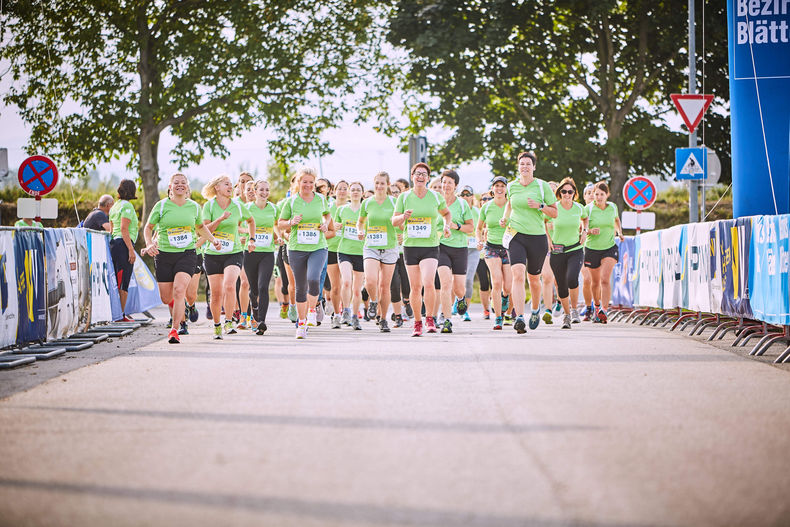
left=608, top=150, right=628, bottom=212
left=138, top=127, right=160, bottom=228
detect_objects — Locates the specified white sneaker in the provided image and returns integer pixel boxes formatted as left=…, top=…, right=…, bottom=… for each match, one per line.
left=316, top=303, right=325, bottom=324
left=295, top=324, right=307, bottom=339
left=307, top=309, right=317, bottom=326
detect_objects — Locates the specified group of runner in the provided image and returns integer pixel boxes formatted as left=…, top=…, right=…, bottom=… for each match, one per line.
left=102, top=150, right=623, bottom=343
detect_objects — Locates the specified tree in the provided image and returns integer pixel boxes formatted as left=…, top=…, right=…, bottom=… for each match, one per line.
left=383, top=0, right=730, bottom=209
left=1, top=0, right=382, bottom=222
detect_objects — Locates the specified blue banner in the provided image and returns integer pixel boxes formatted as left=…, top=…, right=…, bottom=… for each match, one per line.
left=611, top=237, right=635, bottom=308
left=15, top=229, right=46, bottom=344
left=719, top=218, right=754, bottom=318
left=123, top=251, right=161, bottom=315
left=749, top=214, right=790, bottom=325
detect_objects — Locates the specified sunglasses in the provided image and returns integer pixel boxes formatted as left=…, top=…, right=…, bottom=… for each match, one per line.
left=560, top=189, right=575, bottom=195
left=460, top=191, right=472, bottom=197
left=481, top=196, right=492, bottom=202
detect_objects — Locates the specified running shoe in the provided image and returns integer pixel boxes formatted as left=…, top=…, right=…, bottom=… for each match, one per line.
left=441, top=319, right=453, bottom=333
left=187, top=303, right=199, bottom=323
left=437, top=314, right=445, bottom=326
left=597, top=308, right=608, bottom=324
left=213, top=325, right=223, bottom=340
left=256, top=322, right=267, bottom=335
left=296, top=324, right=307, bottom=339
left=513, top=315, right=527, bottom=334
left=367, top=301, right=378, bottom=320
left=404, top=301, right=414, bottom=318
left=206, top=304, right=212, bottom=320
left=224, top=320, right=237, bottom=334
left=425, top=316, right=438, bottom=333
left=503, top=314, right=513, bottom=326
left=362, top=309, right=370, bottom=322
left=232, top=310, right=241, bottom=324
left=237, top=317, right=248, bottom=330
left=280, top=304, right=288, bottom=319
left=168, top=329, right=180, bottom=344
left=562, top=314, right=572, bottom=329
left=493, top=316, right=503, bottom=330
left=166, top=318, right=173, bottom=329
left=287, top=304, right=298, bottom=323
left=501, top=295, right=510, bottom=313
left=451, top=299, right=458, bottom=315
left=307, top=308, right=317, bottom=327
left=341, top=310, right=351, bottom=326
left=412, top=319, right=423, bottom=337
left=351, top=315, right=362, bottom=330
left=316, top=302, right=325, bottom=324
left=122, top=315, right=136, bottom=323
left=542, top=310, right=553, bottom=325
left=393, top=314, right=404, bottom=328
left=552, top=301, right=562, bottom=317
left=583, top=310, right=592, bottom=322
left=571, top=309, right=581, bottom=324
left=462, top=312, right=471, bottom=322
left=379, top=319, right=390, bottom=333
left=456, top=297, right=468, bottom=315
left=529, top=312, right=540, bottom=330
left=483, top=309, right=490, bottom=320
left=178, top=321, right=189, bottom=335
left=332, top=314, right=341, bottom=329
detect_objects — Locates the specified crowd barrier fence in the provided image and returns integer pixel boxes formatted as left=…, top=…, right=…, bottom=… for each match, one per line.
left=609, top=214, right=790, bottom=363
left=1, top=227, right=161, bottom=350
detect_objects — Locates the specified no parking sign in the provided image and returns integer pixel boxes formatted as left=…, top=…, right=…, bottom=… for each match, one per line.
left=622, top=177, right=656, bottom=211
left=18, top=155, right=59, bottom=196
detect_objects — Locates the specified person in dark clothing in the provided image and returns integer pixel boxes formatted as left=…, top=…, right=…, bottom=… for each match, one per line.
left=83, top=194, right=114, bottom=231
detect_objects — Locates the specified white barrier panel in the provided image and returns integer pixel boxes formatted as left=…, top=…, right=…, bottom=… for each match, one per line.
left=89, top=231, right=113, bottom=324
left=634, top=230, right=662, bottom=308
left=45, top=229, right=78, bottom=340
left=684, top=222, right=713, bottom=313
left=708, top=223, right=724, bottom=314
left=0, top=230, right=18, bottom=347
left=661, top=225, right=684, bottom=309
left=70, top=229, right=92, bottom=332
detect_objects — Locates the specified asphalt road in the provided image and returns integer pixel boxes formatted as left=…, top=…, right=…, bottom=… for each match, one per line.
left=1, top=306, right=789, bottom=527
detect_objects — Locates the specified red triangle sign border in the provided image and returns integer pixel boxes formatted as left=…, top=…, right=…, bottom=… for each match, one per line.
left=670, top=94, right=714, bottom=135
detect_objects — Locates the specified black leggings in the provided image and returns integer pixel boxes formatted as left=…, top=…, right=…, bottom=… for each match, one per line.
left=277, top=245, right=289, bottom=297
left=476, top=258, right=491, bottom=292
left=549, top=249, right=584, bottom=299
left=244, top=251, right=275, bottom=322
left=390, top=253, right=411, bottom=303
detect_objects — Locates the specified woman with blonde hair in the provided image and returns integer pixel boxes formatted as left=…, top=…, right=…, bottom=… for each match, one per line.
left=244, top=179, right=279, bottom=335
left=201, top=174, right=256, bottom=339
left=277, top=167, right=335, bottom=338
left=143, top=173, right=221, bottom=344
left=334, top=181, right=366, bottom=330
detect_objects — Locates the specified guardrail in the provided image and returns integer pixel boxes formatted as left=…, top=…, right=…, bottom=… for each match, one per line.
left=609, top=214, right=790, bottom=363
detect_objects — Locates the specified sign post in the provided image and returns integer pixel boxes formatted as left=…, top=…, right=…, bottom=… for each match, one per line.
left=17, top=155, right=59, bottom=221
left=622, top=176, right=657, bottom=235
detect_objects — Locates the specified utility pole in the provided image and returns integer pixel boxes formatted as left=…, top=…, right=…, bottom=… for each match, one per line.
left=688, top=0, right=699, bottom=223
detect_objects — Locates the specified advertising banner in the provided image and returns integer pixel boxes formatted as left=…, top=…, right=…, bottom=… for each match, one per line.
left=69, top=229, right=92, bottom=331
left=683, top=222, right=713, bottom=313
left=44, top=229, right=78, bottom=339
left=719, top=218, right=754, bottom=318
left=106, top=238, right=123, bottom=321
left=123, top=251, right=161, bottom=315
left=749, top=214, right=790, bottom=325
left=611, top=237, right=635, bottom=308
left=88, top=231, right=113, bottom=324
left=15, top=229, right=46, bottom=344
left=660, top=225, right=685, bottom=309
left=0, top=230, right=18, bottom=348
left=633, top=231, right=662, bottom=308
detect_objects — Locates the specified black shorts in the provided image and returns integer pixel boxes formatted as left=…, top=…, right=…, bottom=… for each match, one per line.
left=109, top=238, right=133, bottom=292
left=327, top=250, right=338, bottom=265
left=584, top=245, right=619, bottom=269
left=203, top=252, right=243, bottom=276
left=195, top=253, right=204, bottom=275
left=403, top=245, right=440, bottom=266
left=438, top=244, right=468, bottom=275
left=507, top=233, right=548, bottom=276
left=338, top=252, right=364, bottom=272
left=155, top=249, right=197, bottom=282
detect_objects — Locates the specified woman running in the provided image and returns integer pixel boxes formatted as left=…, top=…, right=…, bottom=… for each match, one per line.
left=547, top=177, right=589, bottom=329
left=334, top=182, right=366, bottom=330
left=234, top=172, right=254, bottom=329
left=277, top=167, right=334, bottom=338
left=478, top=177, right=513, bottom=330
left=459, top=186, right=490, bottom=322
left=244, top=179, right=279, bottom=335
left=584, top=181, right=624, bottom=324
left=275, top=175, right=299, bottom=323
left=143, top=173, right=221, bottom=343
left=388, top=182, right=413, bottom=324
left=392, top=163, right=452, bottom=336
left=108, top=179, right=140, bottom=321
left=540, top=181, right=561, bottom=325
left=327, top=180, right=349, bottom=328
left=201, top=174, right=256, bottom=339
left=437, top=169, right=474, bottom=334
left=358, top=172, right=398, bottom=333
left=499, top=152, right=558, bottom=334
left=580, top=183, right=596, bottom=320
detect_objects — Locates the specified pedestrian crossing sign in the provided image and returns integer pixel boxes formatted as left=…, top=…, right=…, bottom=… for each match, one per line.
left=675, top=147, right=707, bottom=181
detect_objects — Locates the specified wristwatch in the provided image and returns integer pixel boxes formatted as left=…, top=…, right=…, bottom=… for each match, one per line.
left=454, top=222, right=461, bottom=230
left=539, top=203, right=545, bottom=210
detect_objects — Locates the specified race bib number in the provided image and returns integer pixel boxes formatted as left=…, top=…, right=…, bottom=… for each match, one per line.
left=407, top=217, right=431, bottom=239
left=467, top=236, right=478, bottom=249
left=167, top=226, right=193, bottom=249
left=366, top=225, right=387, bottom=247
left=297, top=223, right=320, bottom=245
left=343, top=221, right=359, bottom=241
left=502, top=226, right=517, bottom=249
left=254, top=227, right=273, bottom=248
left=214, top=231, right=234, bottom=253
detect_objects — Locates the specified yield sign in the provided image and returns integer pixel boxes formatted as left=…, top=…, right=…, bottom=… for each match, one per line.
left=670, top=94, right=714, bottom=134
